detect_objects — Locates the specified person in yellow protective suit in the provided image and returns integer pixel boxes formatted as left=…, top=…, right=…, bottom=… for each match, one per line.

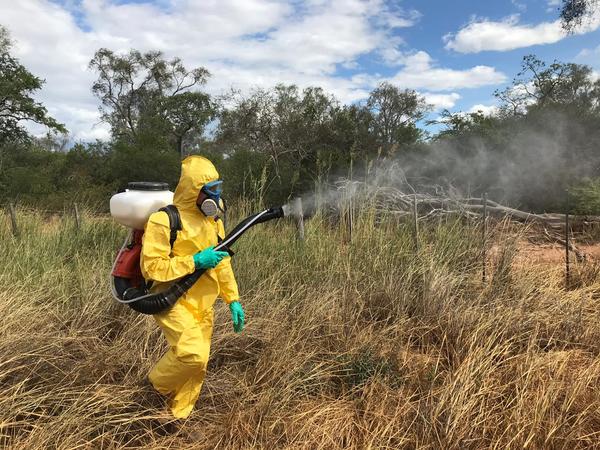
left=140, top=155, right=243, bottom=419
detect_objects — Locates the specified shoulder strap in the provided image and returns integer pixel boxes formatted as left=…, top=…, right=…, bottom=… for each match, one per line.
left=158, top=205, right=182, bottom=249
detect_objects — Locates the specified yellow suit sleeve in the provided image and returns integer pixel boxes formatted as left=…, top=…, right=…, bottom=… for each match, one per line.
left=141, top=211, right=196, bottom=283
left=214, top=218, right=240, bottom=304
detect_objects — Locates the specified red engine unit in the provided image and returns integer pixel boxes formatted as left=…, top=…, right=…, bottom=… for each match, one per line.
left=111, top=229, right=145, bottom=288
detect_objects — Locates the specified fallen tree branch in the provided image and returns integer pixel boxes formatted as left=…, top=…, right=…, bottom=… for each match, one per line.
left=333, top=179, right=600, bottom=232
left=543, top=228, right=586, bottom=262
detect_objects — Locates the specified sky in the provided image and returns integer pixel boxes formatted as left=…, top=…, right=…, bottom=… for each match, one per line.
left=1, top=0, right=599, bottom=141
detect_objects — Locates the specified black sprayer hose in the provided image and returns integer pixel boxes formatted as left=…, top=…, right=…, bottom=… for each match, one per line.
left=115, top=206, right=285, bottom=315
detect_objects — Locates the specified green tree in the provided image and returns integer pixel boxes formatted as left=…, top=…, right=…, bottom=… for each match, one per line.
left=430, top=109, right=497, bottom=140
left=569, top=178, right=600, bottom=214
left=366, top=82, right=429, bottom=155
left=425, top=56, right=600, bottom=213
left=0, top=25, right=10, bottom=52
left=89, top=48, right=215, bottom=156
left=107, top=140, right=181, bottom=191
left=217, top=83, right=430, bottom=202
left=560, top=0, right=599, bottom=32
left=495, top=55, right=600, bottom=116
left=217, top=84, right=345, bottom=201
left=0, top=25, right=66, bottom=143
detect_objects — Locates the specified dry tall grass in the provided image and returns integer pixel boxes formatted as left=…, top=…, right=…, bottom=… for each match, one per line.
left=1, top=206, right=600, bottom=449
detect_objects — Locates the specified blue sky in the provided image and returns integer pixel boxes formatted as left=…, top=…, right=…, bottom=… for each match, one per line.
left=1, top=0, right=599, bottom=140
left=401, top=0, right=600, bottom=114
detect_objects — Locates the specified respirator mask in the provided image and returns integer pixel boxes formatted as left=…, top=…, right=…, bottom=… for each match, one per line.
left=197, top=180, right=225, bottom=218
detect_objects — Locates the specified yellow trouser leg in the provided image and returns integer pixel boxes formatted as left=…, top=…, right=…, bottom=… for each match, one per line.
left=149, top=301, right=213, bottom=419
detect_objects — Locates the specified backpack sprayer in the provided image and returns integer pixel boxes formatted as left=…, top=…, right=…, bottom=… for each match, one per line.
left=109, top=182, right=288, bottom=315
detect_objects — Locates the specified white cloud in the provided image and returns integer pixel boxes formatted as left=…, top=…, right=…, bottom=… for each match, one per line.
left=511, top=0, right=527, bottom=13
left=0, top=0, right=505, bottom=139
left=445, top=11, right=600, bottom=53
left=547, top=0, right=561, bottom=12
left=445, top=15, right=563, bottom=53
left=422, top=92, right=461, bottom=110
left=468, top=103, right=498, bottom=116
left=576, top=47, right=593, bottom=59
left=376, top=4, right=421, bottom=29
left=377, top=35, right=407, bottom=66
left=576, top=44, right=600, bottom=68
left=389, top=51, right=506, bottom=91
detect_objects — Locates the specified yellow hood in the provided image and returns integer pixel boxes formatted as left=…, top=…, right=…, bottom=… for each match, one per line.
left=173, top=155, right=220, bottom=211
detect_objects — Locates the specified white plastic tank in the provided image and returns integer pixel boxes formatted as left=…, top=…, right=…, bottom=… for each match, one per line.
left=110, top=182, right=174, bottom=229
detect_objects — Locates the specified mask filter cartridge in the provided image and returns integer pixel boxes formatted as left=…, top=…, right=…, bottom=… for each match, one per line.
left=200, top=198, right=219, bottom=217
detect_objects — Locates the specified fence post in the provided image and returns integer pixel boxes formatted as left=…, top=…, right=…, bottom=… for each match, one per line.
left=347, top=158, right=354, bottom=243
left=565, top=208, right=570, bottom=289
left=346, top=195, right=353, bottom=244
left=482, top=192, right=488, bottom=283
left=74, top=202, right=81, bottom=232
left=7, top=202, right=19, bottom=238
left=314, top=179, right=320, bottom=216
left=413, top=194, right=419, bottom=252
left=293, top=197, right=305, bottom=241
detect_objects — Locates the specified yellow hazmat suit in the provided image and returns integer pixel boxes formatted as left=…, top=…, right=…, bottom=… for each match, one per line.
left=141, top=155, right=240, bottom=419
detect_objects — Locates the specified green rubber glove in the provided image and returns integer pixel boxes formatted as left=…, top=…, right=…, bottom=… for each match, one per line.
left=229, top=301, right=245, bottom=333
left=193, top=246, right=229, bottom=269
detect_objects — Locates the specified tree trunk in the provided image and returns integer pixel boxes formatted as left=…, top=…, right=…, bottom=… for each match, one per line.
left=177, top=135, right=184, bottom=159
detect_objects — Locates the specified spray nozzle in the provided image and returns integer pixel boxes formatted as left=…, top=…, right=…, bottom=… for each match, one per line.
left=282, top=198, right=303, bottom=219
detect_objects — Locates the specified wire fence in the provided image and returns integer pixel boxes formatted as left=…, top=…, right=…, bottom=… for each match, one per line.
left=2, top=201, right=114, bottom=237
left=3, top=198, right=576, bottom=289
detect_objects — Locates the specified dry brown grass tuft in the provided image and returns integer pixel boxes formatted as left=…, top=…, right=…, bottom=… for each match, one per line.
left=2, top=207, right=600, bottom=449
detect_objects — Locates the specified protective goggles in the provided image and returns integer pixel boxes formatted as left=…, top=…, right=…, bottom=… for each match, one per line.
left=202, top=180, right=223, bottom=199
